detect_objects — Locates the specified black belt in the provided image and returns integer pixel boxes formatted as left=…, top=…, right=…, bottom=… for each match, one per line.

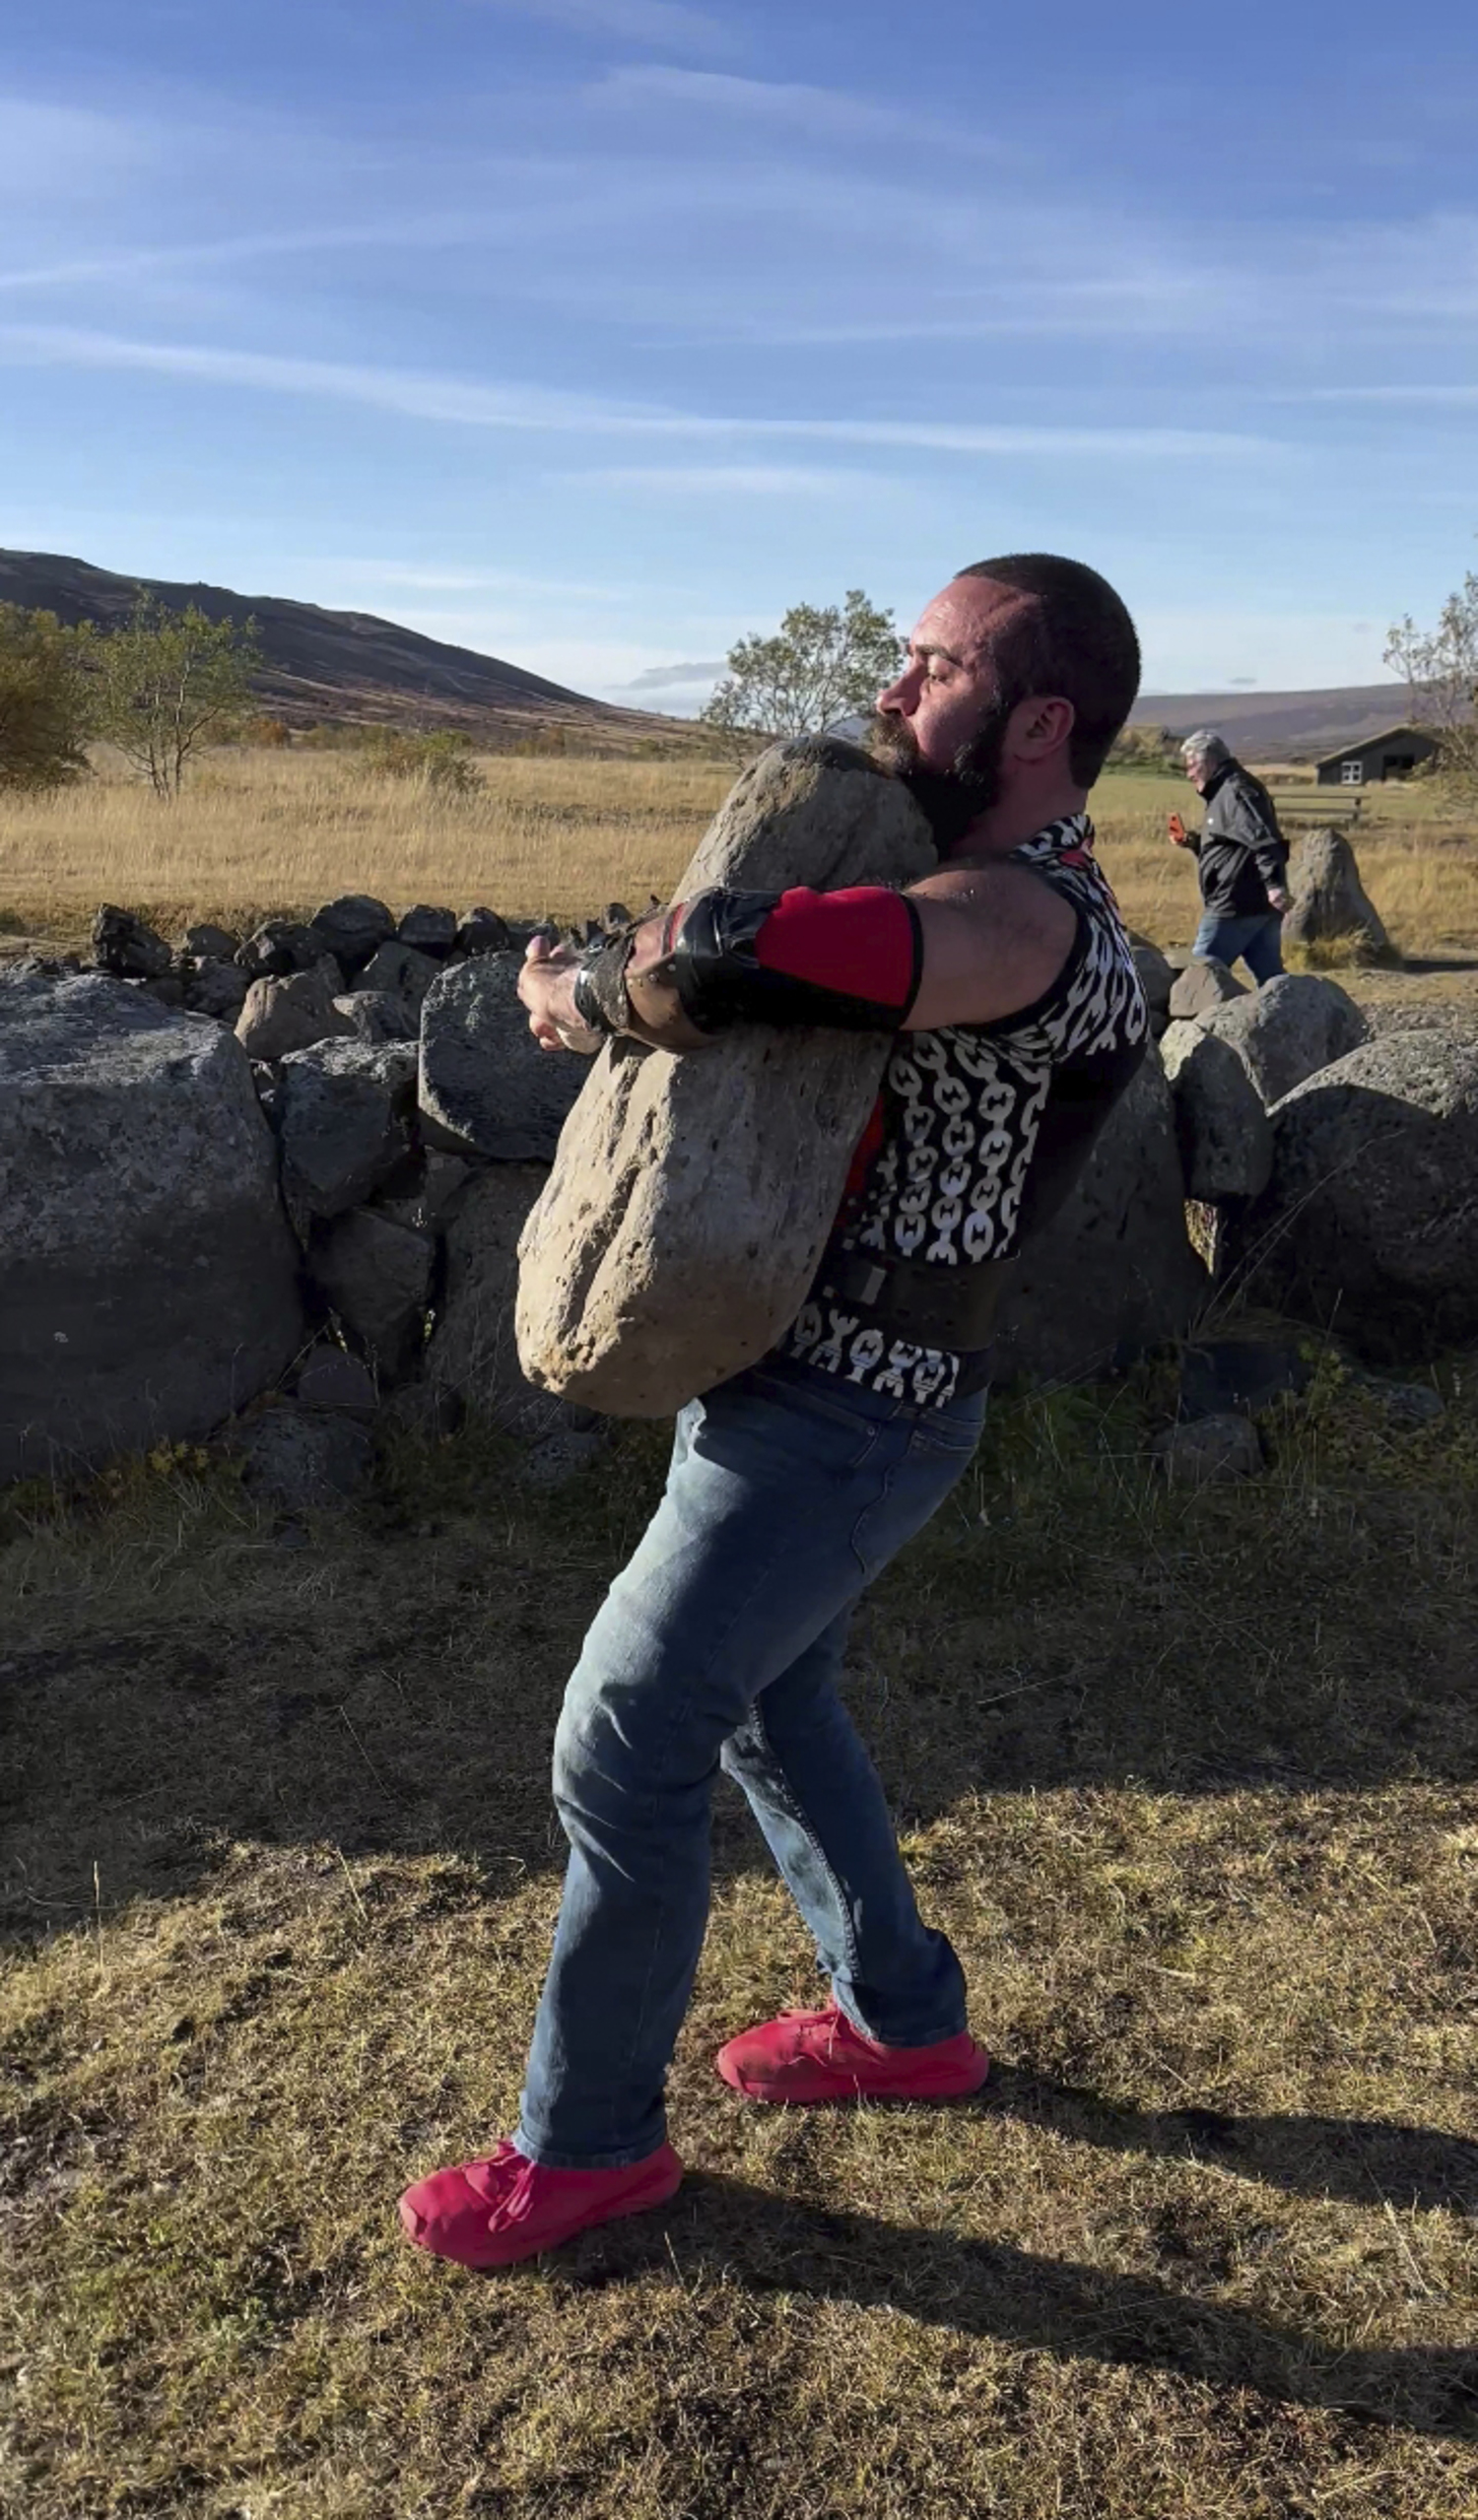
left=813, top=1240, right=1012, bottom=1354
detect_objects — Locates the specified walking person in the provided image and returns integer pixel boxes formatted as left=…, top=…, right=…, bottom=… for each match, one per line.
left=399, top=555, right=1150, bottom=2271
left=1170, top=729, right=1291, bottom=985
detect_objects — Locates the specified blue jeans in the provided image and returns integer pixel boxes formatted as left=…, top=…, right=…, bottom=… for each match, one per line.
left=1192, top=909, right=1284, bottom=985
left=516, top=1355, right=986, bottom=2167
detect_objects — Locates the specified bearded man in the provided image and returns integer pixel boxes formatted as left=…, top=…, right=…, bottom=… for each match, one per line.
left=400, top=554, right=1149, bottom=2270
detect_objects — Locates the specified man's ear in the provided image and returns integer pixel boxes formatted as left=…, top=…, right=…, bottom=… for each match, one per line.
left=1010, top=695, right=1075, bottom=761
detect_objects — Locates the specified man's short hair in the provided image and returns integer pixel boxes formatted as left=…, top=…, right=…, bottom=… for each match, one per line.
left=955, top=554, right=1141, bottom=785
left=1181, top=729, right=1231, bottom=768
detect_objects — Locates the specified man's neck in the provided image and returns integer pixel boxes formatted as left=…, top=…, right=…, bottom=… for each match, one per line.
left=945, top=779, right=1090, bottom=861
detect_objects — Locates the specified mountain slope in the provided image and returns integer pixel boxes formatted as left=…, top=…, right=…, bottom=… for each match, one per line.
left=0, top=550, right=671, bottom=741
left=1127, top=682, right=1418, bottom=762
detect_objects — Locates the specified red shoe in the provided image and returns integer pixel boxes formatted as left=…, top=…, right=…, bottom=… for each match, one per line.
left=715, top=2006, right=989, bottom=2106
left=398, top=2139, right=683, bottom=2270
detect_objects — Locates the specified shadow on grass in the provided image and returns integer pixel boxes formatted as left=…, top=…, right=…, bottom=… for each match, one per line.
left=981, top=2064, right=1478, bottom=2215
left=548, top=2171, right=1478, bottom=2441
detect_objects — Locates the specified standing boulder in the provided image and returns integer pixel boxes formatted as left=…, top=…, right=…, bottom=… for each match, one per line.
left=1159, top=1019, right=1273, bottom=1200
left=1195, top=972, right=1369, bottom=1108
left=419, top=956, right=588, bottom=1160
left=92, top=905, right=171, bottom=979
left=516, top=739, right=937, bottom=1415
left=1283, top=829, right=1394, bottom=963
left=990, top=1049, right=1208, bottom=1383
left=276, top=1039, right=418, bottom=1224
left=1244, top=1028, right=1478, bottom=1361
left=1168, top=960, right=1246, bottom=1022
left=0, top=972, right=306, bottom=1480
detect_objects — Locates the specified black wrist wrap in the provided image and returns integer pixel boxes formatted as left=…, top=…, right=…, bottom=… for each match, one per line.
left=572, top=927, right=640, bottom=1034
left=668, top=889, right=922, bottom=1033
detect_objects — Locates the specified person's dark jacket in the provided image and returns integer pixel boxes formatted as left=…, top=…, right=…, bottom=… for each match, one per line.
left=1185, top=760, right=1288, bottom=919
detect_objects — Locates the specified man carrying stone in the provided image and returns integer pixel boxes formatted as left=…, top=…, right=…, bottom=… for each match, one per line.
left=1169, top=730, right=1291, bottom=985
left=399, top=555, right=1149, bottom=2270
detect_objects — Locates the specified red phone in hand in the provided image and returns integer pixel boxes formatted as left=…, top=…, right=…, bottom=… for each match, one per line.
left=1168, top=813, right=1186, bottom=843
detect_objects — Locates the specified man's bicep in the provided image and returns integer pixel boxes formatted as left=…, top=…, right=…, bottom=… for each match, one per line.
left=903, top=872, right=1080, bottom=1032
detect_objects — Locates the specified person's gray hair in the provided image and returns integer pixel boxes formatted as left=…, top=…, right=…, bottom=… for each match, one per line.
left=1180, top=729, right=1231, bottom=767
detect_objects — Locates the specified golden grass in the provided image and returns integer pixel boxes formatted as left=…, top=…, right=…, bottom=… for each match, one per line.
left=4, top=1365, right=1478, bottom=2516
left=2, top=752, right=1474, bottom=966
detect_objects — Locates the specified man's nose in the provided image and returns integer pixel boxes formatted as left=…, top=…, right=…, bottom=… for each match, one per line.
left=878, top=661, right=921, bottom=717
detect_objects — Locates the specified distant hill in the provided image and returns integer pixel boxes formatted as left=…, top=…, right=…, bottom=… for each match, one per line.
left=0, top=550, right=681, bottom=746
left=1127, top=682, right=1418, bottom=763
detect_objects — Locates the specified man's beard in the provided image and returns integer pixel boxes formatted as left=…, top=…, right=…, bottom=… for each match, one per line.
left=862, top=702, right=1014, bottom=850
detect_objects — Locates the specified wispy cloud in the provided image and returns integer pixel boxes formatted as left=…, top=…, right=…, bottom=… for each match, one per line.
left=0, top=326, right=1282, bottom=460
left=568, top=463, right=896, bottom=496
left=586, top=65, right=996, bottom=152
left=468, top=0, right=733, bottom=58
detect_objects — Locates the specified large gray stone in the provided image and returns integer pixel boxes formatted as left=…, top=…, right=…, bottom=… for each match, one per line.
left=308, top=1209, right=434, bottom=1379
left=419, top=955, right=588, bottom=1160
left=1168, top=959, right=1246, bottom=1022
left=1283, top=829, right=1394, bottom=963
left=990, top=1050, right=1208, bottom=1384
left=1159, top=1018, right=1273, bottom=1200
left=515, top=739, right=937, bottom=1416
left=92, top=905, right=171, bottom=979
left=1128, top=933, right=1175, bottom=1038
left=357, top=941, right=440, bottom=1022
left=1153, top=1413, right=1264, bottom=1489
left=397, top=903, right=458, bottom=956
left=331, top=988, right=418, bottom=1046
left=309, top=895, right=395, bottom=973
left=238, top=1405, right=372, bottom=1509
left=184, top=957, right=249, bottom=1023
left=1196, top=971, right=1369, bottom=1108
left=1243, top=1028, right=1478, bottom=1362
left=0, top=972, right=306, bottom=1479
left=235, top=967, right=355, bottom=1062
left=427, top=1164, right=587, bottom=1437
left=276, top=1039, right=418, bottom=1223
left=239, top=918, right=323, bottom=979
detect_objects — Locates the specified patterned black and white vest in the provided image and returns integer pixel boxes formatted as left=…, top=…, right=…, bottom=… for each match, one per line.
left=776, top=813, right=1149, bottom=1406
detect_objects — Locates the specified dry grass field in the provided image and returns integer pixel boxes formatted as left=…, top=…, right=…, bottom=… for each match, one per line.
left=4, top=745, right=1478, bottom=2519
left=1, top=748, right=1476, bottom=976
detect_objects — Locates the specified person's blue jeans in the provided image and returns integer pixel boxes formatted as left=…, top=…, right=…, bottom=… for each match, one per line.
left=516, top=1355, right=987, bottom=2168
left=1192, top=909, right=1284, bottom=985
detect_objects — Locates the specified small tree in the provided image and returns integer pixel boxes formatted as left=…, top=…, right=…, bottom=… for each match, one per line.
left=0, top=604, right=95, bottom=792
left=93, top=594, right=261, bottom=798
left=1385, top=569, right=1478, bottom=802
left=701, top=590, right=904, bottom=746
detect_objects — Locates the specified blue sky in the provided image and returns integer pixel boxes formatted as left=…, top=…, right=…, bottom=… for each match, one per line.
left=2, top=1, right=1475, bottom=708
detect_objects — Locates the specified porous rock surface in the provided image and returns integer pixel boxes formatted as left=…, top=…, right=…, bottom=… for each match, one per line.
left=0, top=971, right=305, bottom=1479
left=990, top=1048, right=1208, bottom=1384
left=1159, top=1018, right=1273, bottom=1200
left=1195, top=972, right=1369, bottom=1108
left=1243, top=1026, right=1478, bottom=1361
left=1283, top=829, right=1394, bottom=962
left=515, top=738, right=936, bottom=1415
left=419, top=955, right=588, bottom=1160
